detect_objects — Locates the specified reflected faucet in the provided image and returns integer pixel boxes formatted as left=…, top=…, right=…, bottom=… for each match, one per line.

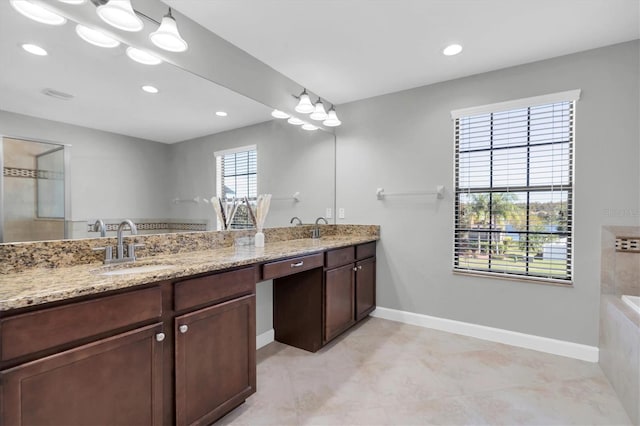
left=93, top=219, right=106, bottom=237
left=312, top=217, right=329, bottom=239
left=116, top=219, right=142, bottom=262
left=290, top=216, right=303, bottom=226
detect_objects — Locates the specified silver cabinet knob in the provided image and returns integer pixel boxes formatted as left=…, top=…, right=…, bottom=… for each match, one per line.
left=179, top=324, right=189, bottom=334
left=358, top=265, right=363, bottom=270
left=353, top=267, right=358, bottom=271
left=155, top=332, right=165, bottom=342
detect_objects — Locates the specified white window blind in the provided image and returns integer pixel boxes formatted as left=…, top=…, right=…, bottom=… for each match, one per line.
left=216, top=146, right=257, bottom=229
left=453, top=96, right=576, bottom=283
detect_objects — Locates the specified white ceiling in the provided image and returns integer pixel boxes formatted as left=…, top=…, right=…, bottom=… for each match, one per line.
left=0, top=1, right=272, bottom=144
left=167, top=0, right=640, bottom=105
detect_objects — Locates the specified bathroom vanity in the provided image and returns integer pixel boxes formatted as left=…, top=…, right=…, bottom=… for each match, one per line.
left=0, top=227, right=377, bottom=425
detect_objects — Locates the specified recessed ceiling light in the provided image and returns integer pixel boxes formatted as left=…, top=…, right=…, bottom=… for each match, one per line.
left=287, top=117, right=304, bottom=126
left=215, top=111, right=228, bottom=117
left=301, top=123, right=318, bottom=131
left=126, top=47, right=162, bottom=65
left=76, top=25, right=120, bottom=48
left=271, top=109, right=290, bottom=119
left=142, top=85, right=159, bottom=94
left=443, top=44, right=463, bottom=56
left=21, top=43, right=48, bottom=56
left=10, top=0, right=67, bottom=25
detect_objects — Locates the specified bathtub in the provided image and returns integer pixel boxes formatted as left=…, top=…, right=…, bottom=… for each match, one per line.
left=622, top=295, right=640, bottom=315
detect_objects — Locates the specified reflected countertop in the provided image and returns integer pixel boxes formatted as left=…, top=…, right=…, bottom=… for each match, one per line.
left=0, top=235, right=378, bottom=312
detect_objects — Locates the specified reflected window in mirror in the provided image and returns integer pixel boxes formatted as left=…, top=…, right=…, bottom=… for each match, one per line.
left=215, top=145, right=257, bottom=230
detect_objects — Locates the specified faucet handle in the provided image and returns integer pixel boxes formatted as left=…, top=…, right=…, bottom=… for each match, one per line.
left=127, top=243, right=145, bottom=260
left=92, top=246, right=113, bottom=263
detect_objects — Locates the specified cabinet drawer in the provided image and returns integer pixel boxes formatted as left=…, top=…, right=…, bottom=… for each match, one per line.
left=325, top=246, right=355, bottom=269
left=356, top=242, right=376, bottom=260
left=1, top=286, right=161, bottom=361
left=174, top=267, right=256, bottom=312
left=262, top=253, right=324, bottom=280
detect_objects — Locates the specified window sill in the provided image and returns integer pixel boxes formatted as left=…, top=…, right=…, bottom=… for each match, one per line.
left=452, top=269, right=573, bottom=287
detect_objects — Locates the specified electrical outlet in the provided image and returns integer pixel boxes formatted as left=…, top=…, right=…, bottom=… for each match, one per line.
left=326, top=208, right=332, bottom=218
left=338, top=208, right=345, bottom=219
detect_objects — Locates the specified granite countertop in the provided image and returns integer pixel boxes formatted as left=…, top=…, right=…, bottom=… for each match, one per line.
left=0, top=235, right=378, bottom=312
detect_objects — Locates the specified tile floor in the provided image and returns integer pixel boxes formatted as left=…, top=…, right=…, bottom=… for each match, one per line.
left=217, top=317, right=632, bottom=426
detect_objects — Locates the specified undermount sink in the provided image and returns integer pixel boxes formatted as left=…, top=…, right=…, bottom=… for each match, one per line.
left=98, top=264, right=174, bottom=276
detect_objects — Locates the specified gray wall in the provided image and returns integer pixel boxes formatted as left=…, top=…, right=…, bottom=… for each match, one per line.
left=0, top=110, right=172, bottom=223
left=335, top=41, right=640, bottom=346
left=168, top=119, right=335, bottom=229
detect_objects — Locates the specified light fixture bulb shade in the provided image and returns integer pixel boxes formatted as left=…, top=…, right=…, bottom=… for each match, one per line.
left=295, top=92, right=314, bottom=114
left=309, top=100, right=328, bottom=121
left=271, top=109, right=290, bottom=119
left=58, top=0, right=86, bottom=4
left=10, top=0, right=67, bottom=25
left=287, top=117, right=304, bottom=126
left=76, top=24, right=120, bottom=48
left=126, top=46, right=162, bottom=65
left=302, top=123, right=318, bottom=131
left=150, top=13, right=188, bottom=52
left=97, top=0, right=143, bottom=32
left=323, top=109, right=342, bottom=127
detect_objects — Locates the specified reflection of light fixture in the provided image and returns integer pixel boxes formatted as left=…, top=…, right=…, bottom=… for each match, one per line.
left=443, top=44, right=463, bottom=56
left=76, top=24, right=120, bottom=48
left=215, top=111, right=228, bottom=117
left=302, top=123, right=318, bottom=131
left=323, top=105, right=342, bottom=127
left=141, top=85, right=158, bottom=93
left=150, top=8, right=188, bottom=52
left=97, top=0, right=143, bottom=32
left=271, top=109, right=290, bottom=119
left=310, top=98, right=328, bottom=121
left=58, top=0, right=86, bottom=4
left=126, top=46, right=162, bottom=65
left=10, top=0, right=67, bottom=25
left=295, top=89, right=314, bottom=114
left=287, top=117, right=304, bottom=126
left=22, top=43, right=48, bottom=56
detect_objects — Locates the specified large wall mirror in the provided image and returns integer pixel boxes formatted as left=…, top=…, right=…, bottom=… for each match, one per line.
left=0, top=0, right=335, bottom=243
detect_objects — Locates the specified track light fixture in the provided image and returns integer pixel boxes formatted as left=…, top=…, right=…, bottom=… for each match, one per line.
left=150, top=8, right=188, bottom=52
left=295, top=89, right=314, bottom=114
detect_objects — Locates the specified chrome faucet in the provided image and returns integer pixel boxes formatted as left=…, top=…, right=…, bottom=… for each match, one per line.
left=312, top=217, right=329, bottom=239
left=116, top=219, right=140, bottom=262
left=290, top=216, right=303, bottom=226
left=93, top=219, right=106, bottom=237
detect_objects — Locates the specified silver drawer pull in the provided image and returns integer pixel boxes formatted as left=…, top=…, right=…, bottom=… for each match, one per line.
left=155, top=332, right=165, bottom=342
left=291, top=261, right=304, bottom=268
left=179, top=325, right=189, bottom=334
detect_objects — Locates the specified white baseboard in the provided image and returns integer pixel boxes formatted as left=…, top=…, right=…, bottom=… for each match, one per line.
left=256, top=329, right=275, bottom=349
left=371, top=307, right=599, bottom=362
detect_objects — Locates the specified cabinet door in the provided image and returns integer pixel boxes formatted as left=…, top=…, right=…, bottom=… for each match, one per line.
left=1, top=323, right=164, bottom=426
left=324, top=263, right=355, bottom=342
left=356, top=257, right=376, bottom=321
left=175, top=294, right=256, bottom=426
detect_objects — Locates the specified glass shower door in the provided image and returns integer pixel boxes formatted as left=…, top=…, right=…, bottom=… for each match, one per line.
left=1, top=137, right=68, bottom=243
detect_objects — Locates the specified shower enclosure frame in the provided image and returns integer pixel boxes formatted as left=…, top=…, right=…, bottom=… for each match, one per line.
left=0, top=135, right=72, bottom=243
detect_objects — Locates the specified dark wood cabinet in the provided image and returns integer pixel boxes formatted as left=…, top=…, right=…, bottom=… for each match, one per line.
left=175, top=294, right=256, bottom=426
left=273, top=243, right=377, bottom=351
left=324, top=263, right=356, bottom=342
left=355, top=257, right=376, bottom=321
left=1, top=323, right=164, bottom=426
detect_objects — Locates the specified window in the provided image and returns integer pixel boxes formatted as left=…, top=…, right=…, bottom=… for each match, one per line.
left=215, top=145, right=257, bottom=229
left=452, top=91, right=579, bottom=283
